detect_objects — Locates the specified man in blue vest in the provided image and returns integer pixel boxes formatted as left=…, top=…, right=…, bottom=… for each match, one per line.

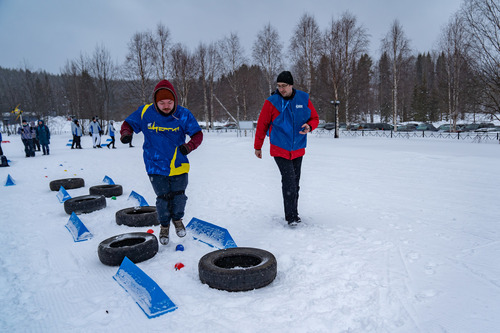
left=254, top=71, right=319, bottom=226
left=120, top=79, right=203, bottom=245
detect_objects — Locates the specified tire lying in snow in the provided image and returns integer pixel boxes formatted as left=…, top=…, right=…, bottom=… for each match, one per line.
left=49, top=177, right=85, bottom=191
left=64, top=194, right=106, bottom=215
left=89, top=184, right=123, bottom=197
left=98, top=232, right=159, bottom=266
left=198, top=247, right=277, bottom=292
left=115, top=206, right=159, bottom=227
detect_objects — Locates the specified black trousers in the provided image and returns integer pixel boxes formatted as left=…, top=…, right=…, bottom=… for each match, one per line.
left=107, top=136, right=115, bottom=148
left=274, top=156, right=303, bottom=222
left=73, top=135, right=82, bottom=148
left=22, top=139, right=35, bottom=157
left=33, top=138, right=40, bottom=151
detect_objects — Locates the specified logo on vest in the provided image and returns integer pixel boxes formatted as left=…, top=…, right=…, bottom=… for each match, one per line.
left=148, top=122, right=180, bottom=133
left=296, top=104, right=304, bottom=108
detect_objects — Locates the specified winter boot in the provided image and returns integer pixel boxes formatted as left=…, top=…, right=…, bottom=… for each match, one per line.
left=159, top=224, right=170, bottom=245
left=172, top=219, right=186, bottom=237
left=288, top=216, right=301, bottom=227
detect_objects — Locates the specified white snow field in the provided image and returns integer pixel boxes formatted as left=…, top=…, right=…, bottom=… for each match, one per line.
left=1, top=129, right=499, bottom=332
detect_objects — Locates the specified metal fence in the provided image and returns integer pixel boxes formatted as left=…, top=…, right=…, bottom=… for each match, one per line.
left=204, top=127, right=500, bottom=143
left=315, top=129, right=500, bottom=142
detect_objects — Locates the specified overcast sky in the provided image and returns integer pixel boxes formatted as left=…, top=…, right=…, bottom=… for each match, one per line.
left=0, top=0, right=463, bottom=74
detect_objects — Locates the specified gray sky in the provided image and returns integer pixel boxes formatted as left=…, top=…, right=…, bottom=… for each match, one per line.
left=0, top=0, right=463, bottom=74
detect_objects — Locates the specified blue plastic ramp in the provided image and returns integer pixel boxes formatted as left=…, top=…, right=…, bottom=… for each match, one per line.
left=186, top=217, right=237, bottom=249
left=102, top=175, right=115, bottom=185
left=56, top=186, right=72, bottom=203
left=128, top=191, right=149, bottom=206
left=65, top=212, right=93, bottom=242
left=113, top=257, right=177, bottom=318
left=4, top=174, right=15, bottom=186
left=100, top=139, right=112, bottom=147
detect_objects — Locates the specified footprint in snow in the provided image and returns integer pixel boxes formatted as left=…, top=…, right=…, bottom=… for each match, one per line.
left=406, top=251, right=420, bottom=262
left=415, top=289, right=438, bottom=301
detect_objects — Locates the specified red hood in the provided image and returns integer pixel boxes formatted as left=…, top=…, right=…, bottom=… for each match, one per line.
left=153, top=79, right=178, bottom=113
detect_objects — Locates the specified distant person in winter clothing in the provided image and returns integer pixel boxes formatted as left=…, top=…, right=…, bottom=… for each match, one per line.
left=31, top=121, right=40, bottom=151
left=107, top=120, right=116, bottom=149
left=0, top=131, right=8, bottom=167
left=71, top=119, right=76, bottom=148
left=89, top=117, right=102, bottom=148
left=0, top=132, right=8, bottom=167
left=71, top=119, right=82, bottom=149
left=254, top=71, right=319, bottom=226
left=18, top=119, right=35, bottom=157
left=120, top=79, right=203, bottom=245
left=36, top=120, right=51, bottom=155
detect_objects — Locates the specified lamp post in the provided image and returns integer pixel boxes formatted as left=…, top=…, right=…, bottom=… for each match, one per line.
left=330, top=100, right=340, bottom=138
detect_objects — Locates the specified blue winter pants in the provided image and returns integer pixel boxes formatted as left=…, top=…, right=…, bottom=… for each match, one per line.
left=149, top=173, right=188, bottom=227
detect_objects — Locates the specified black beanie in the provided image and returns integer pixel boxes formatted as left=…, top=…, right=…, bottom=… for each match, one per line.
left=277, top=71, right=293, bottom=85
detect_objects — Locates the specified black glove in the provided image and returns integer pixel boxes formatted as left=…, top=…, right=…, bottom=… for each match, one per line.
left=121, top=135, right=132, bottom=144
left=89, top=133, right=92, bottom=137
left=178, top=144, right=191, bottom=155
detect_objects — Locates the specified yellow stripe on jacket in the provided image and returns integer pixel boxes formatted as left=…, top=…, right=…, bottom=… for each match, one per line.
left=169, top=146, right=190, bottom=176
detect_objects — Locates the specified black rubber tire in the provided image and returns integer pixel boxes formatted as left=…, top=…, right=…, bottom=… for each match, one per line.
left=89, top=184, right=123, bottom=197
left=64, top=194, right=106, bottom=215
left=98, top=232, right=159, bottom=266
left=198, top=247, right=277, bottom=292
left=115, top=206, right=159, bottom=227
left=49, top=177, right=85, bottom=191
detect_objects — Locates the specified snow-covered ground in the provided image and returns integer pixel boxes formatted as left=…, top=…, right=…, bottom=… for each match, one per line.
left=1, top=130, right=499, bottom=332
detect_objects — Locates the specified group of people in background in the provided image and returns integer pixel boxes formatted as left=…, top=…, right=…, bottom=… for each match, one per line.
left=70, top=117, right=132, bottom=150
left=17, top=119, right=51, bottom=157
left=9, top=116, right=128, bottom=158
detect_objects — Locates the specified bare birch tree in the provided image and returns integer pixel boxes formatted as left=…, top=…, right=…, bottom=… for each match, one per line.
left=461, top=0, right=500, bottom=118
left=289, top=13, right=322, bottom=93
left=195, top=42, right=221, bottom=129
left=123, top=31, right=155, bottom=104
left=381, top=20, right=412, bottom=130
left=218, top=33, right=247, bottom=123
left=61, top=54, right=94, bottom=124
left=195, top=42, right=210, bottom=129
left=252, top=23, right=283, bottom=95
left=323, top=12, right=369, bottom=127
left=150, top=23, right=172, bottom=81
left=438, top=13, right=470, bottom=129
left=170, top=43, right=196, bottom=107
left=88, top=44, right=117, bottom=121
